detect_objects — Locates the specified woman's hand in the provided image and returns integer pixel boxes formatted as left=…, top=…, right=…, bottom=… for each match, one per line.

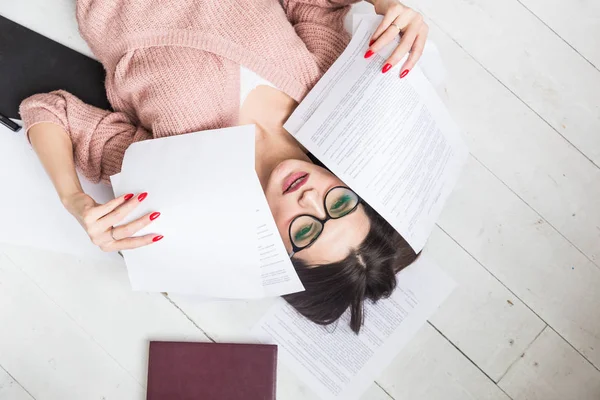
left=63, top=191, right=163, bottom=252
left=365, top=0, right=428, bottom=78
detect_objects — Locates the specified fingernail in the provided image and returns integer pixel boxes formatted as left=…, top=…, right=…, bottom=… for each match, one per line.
left=400, top=69, right=410, bottom=78
left=369, top=39, right=375, bottom=46
left=137, top=192, right=148, bottom=202
left=364, top=49, right=374, bottom=59
left=152, top=235, right=164, bottom=242
left=149, top=212, right=161, bottom=221
left=382, top=63, right=392, bottom=73
left=124, top=193, right=134, bottom=201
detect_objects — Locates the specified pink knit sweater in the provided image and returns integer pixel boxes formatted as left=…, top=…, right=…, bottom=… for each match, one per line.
left=20, top=0, right=358, bottom=184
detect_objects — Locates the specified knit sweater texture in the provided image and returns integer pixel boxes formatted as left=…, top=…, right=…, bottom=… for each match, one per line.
left=20, top=0, right=358, bottom=184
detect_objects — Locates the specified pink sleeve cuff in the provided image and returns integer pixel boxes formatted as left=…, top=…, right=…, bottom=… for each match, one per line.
left=19, top=93, right=70, bottom=142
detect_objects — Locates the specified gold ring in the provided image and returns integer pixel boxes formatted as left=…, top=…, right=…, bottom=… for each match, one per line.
left=391, top=22, right=402, bottom=32
left=111, top=228, right=118, bottom=241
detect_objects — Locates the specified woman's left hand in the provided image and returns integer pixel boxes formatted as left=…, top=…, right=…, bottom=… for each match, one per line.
left=366, top=0, right=428, bottom=78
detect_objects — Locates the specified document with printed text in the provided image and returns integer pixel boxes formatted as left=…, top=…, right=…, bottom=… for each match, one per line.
left=285, top=20, right=468, bottom=252
left=251, top=254, right=455, bottom=400
left=111, top=125, right=303, bottom=299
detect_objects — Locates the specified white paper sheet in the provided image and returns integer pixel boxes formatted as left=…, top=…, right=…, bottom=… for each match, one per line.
left=111, top=125, right=303, bottom=298
left=0, top=120, right=121, bottom=262
left=112, top=170, right=304, bottom=299
left=284, top=20, right=468, bottom=252
left=253, top=175, right=305, bottom=297
left=251, top=254, right=455, bottom=400
left=111, top=126, right=261, bottom=298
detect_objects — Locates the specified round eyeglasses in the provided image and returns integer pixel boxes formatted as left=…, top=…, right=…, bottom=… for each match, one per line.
left=288, top=186, right=362, bottom=258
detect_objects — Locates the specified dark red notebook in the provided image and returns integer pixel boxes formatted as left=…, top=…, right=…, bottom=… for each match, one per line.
left=147, top=341, right=277, bottom=400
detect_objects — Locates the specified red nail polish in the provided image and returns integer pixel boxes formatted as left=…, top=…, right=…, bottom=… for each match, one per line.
left=137, top=192, right=148, bottom=202
left=124, top=193, right=134, bottom=201
left=400, top=69, right=410, bottom=78
left=149, top=212, right=161, bottom=221
left=382, top=63, right=392, bottom=73
left=369, top=39, right=375, bottom=46
left=152, top=235, right=164, bottom=242
left=364, top=50, right=374, bottom=59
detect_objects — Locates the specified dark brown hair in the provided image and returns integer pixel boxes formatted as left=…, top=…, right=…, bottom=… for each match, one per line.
left=283, top=201, right=419, bottom=333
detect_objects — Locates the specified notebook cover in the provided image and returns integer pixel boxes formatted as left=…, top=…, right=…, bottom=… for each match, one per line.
left=147, top=341, right=278, bottom=400
left=0, top=15, right=111, bottom=118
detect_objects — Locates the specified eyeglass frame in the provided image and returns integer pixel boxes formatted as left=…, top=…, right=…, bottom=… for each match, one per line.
left=288, top=186, right=363, bottom=258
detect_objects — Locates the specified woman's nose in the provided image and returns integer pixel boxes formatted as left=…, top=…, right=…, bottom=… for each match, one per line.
left=299, top=189, right=327, bottom=219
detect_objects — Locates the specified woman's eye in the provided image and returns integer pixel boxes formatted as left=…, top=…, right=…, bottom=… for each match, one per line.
left=294, top=223, right=315, bottom=241
left=330, top=195, right=351, bottom=211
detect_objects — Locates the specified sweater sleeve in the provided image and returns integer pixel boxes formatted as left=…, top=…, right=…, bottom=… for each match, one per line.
left=20, top=90, right=152, bottom=185
left=282, top=0, right=361, bottom=73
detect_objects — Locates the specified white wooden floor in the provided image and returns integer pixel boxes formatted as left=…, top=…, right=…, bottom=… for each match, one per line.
left=1, top=0, right=599, bottom=399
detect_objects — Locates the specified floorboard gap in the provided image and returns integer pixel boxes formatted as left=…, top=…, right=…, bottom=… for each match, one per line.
left=0, top=363, right=37, bottom=400
left=496, top=324, right=548, bottom=382
left=162, top=294, right=215, bottom=343
left=427, top=321, right=513, bottom=399
left=374, top=381, right=395, bottom=399
left=514, top=0, right=600, bottom=72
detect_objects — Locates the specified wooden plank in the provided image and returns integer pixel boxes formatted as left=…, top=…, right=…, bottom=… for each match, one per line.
left=423, top=22, right=600, bottom=265
left=0, top=366, right=34, bottom=400
left=438, top=157, right=600, bottom=370
left=413, top=0, right=600, bottom=168
left=517, top=0, right=600, bottom=69
left=499, top=327, right=600, bottom=400
left=0, top=254, right=144, bottom=400
left=427, top=227, right=546, bottom=381
left=1, top=244, right=210, bottom=386
left=377, top=323, right=510, bottom=400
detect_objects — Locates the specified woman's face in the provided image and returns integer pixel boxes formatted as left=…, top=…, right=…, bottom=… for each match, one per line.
left=264, top=159, right=371, bottom=265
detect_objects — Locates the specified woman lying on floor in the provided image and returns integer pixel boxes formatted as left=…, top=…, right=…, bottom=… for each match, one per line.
left=20, top=0, right=428, bottom=332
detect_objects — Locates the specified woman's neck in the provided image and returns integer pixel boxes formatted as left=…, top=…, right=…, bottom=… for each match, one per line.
left=240, top=85, right=312, bottom=190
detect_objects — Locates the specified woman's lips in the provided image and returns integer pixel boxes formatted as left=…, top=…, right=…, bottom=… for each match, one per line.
left=283, top=172, right=309, bottom=194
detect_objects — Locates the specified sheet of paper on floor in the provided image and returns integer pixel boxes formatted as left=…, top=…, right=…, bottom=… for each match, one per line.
left=0, top=120, right=121, bottom=262
left=111, top=125, right=303, bottom=298
left=284, top=19, right=468, bottom=253
left=252, top=253, right=455, bottom=400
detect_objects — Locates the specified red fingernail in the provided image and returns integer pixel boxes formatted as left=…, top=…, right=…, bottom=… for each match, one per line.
left=369, top=39, right=375, bottom=46
left=137, top=192, right=148, bottom=202
left=400, top=69, right=410, bottom=78
left=149, top=212, right=160, bottom=221
left=152, top=235, right=164, bottom=242
left=382, top=63, right=392, bottom=73
left=364, top=50, right=374, bottom=59
left=124, top=193, right=134, bottom=201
